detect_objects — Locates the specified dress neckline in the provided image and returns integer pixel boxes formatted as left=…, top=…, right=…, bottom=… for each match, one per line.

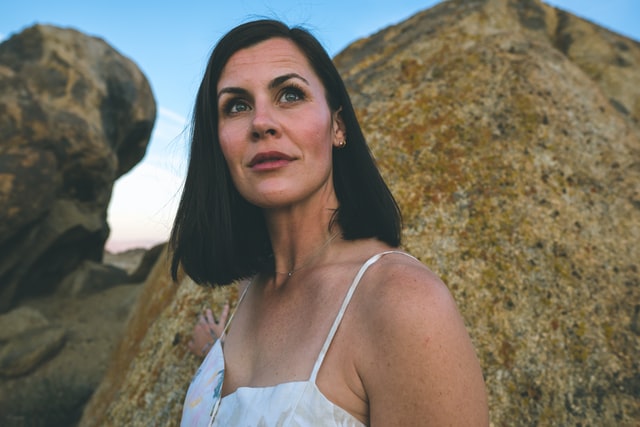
left=219, top=251, right=415, bottom=393
left=183, top=250, right=417, bottom=427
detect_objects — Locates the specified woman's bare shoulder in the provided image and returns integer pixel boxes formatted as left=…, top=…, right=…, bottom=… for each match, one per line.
left=351, top=250, right=461, bottom=357
left=358, top=251, right=451, bottom=310
left=352, top=251, right=489, bottom=425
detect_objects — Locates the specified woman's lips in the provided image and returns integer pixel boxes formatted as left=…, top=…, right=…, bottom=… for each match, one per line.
left=248, top=151, right=294, bottom=170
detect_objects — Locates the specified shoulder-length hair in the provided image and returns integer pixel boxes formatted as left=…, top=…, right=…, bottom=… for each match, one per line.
left=170, top=19, right=401, bottom=286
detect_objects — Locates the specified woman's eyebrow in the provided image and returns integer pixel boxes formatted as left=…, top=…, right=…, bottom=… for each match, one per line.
left=217, top=73, right=309, bottom=100
left=269, top=73, right=309, bottom=89
left=217, top=87, right=248, bottom=101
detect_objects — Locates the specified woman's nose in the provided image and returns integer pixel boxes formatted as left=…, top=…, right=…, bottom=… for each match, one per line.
left=251, top=102, right=279, bottom=139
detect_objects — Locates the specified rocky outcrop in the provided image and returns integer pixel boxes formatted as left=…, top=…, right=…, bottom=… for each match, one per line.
left=0, top=23, right=156, bottom=426
left=80, top=0, right=639, bottom=425
left=80, top=247, right=237, bottom=427
left=0, top=306, right=66, bottom=378
left=0, top=324, right=66, bottom=378
left=0, top=24, right=156, bottom=312
left=335, top=0, right=639, bottom=424
left=0, top=281, right=142, bottom=427
left=128, top=242, right=166, bottom=283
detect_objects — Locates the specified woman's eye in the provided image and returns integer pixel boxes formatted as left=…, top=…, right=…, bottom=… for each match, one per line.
left=279, top=87, right=304, bottom=103
left=225, top=100, right=250, bottom=114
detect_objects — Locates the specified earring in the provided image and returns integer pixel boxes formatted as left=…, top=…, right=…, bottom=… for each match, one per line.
left=337, top=139, right=347, bottom=149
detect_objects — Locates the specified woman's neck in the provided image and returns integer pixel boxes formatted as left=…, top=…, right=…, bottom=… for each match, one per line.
left=264, top=196, right=340, bottom=284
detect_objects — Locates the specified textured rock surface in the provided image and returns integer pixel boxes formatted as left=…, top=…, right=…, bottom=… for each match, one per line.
left=80, top=247, right=237, bottom=427
left=57, top=260, right=129, bottom=297
left=0, top=24, right=156, bottom=311
left=128, top=242, right=167, bottom=283
left=0, top=306, right=66, bottom=378
left=0, top=325, right=66, bottom=377
left=0, top=306, right=49, bottom=341
left=335, top=0, right=639, bottom=424
left=0, top=282, right=141, bottom=427
left=81, top=0, right=639, bottom=425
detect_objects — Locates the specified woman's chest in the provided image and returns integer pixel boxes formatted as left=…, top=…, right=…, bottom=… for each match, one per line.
left=220, top=303, right=333, bottom=394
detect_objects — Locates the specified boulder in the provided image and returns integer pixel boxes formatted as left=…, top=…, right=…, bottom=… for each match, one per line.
left=81, top=0, right=639, bottom=425
left=128, top=242, right=167, bottom=283
left=0, top=24, right=156, bottom=312
left=0, top=307, right=66, bottom=380
left=103, top=247, right=147, bottom=274
left=0, top=325, right=66, bottom=377
left=56, top=260, right=130, bottom=297
left=335, top=0, right=639, bottom=424
left=0, top=306, right=49, bottom=341
left=0, top=283, right=142, bottom=427
left=80, top=246, right=236, bottom=426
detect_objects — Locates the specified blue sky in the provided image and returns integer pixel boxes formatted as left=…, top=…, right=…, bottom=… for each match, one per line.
left=2, top=1, right=639, bottom=251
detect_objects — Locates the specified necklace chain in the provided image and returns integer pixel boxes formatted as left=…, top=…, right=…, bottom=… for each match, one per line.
left=275, top=231, right=340, bottom=277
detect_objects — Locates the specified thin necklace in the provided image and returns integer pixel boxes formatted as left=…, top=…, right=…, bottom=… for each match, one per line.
left=275, top=231, right=340, bottom=277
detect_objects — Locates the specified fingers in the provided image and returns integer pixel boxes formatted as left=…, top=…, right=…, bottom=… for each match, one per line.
left=198, top=312, right=209, bottom=325
left=219, top=302, right=230, bottom=324
left=205, top=308, right=216, bottom=325
left=187, top=303, right=231, bottom=358
left=208, top=304, right=228, bottom=338
left=187, top=338, right=199, bottom=356
left=199, top=305, right=228, bottom=326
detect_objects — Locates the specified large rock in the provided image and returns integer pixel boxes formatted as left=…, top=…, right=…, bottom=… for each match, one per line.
left=56, top=260, right=129, bottom=297
left=0, top=306, right=66, bottom=378
left=0, top=283, right=142, bottom=427
left=80, top=247, right=237, bottom=426
left=0, top=324, right=66, bottom=377
left=0, top=306, right=49, bottom=341
left=81, top=0, right=639, bottom=425
left=0, top=24, right=156, bottom=311
left=128, top=242, right=167, bottom=283
left=335, top=0, right=639, bottom=424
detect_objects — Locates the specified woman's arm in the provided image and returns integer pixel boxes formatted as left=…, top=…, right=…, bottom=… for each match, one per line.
left=360, top=260, right=489, bottom=426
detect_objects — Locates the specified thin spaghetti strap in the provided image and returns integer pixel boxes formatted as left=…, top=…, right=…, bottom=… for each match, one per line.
left=309, top=251, right=417, bottom=382
left=220, top=276, right=254, bottom=341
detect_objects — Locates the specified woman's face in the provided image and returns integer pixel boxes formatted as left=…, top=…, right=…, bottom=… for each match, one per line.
left=216, top=37, right=345, bottom=209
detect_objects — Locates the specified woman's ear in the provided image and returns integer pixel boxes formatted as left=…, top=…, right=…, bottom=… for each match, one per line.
left=332, top=107, right=346, bottom=148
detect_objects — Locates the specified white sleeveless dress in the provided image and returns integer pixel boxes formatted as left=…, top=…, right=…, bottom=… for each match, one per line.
left=181, top=251, right=413, bottom=427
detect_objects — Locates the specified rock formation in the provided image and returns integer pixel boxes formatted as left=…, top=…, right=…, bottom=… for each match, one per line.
left=0, top=281, right=141, bottom=427
left=0, top=24, right=156, bottom=312
left=335, top=0, right=640, bottom=424
left=0, top=23, right=156, bottom=427
left=80, top=247, right=237, bottom=427
left=79, top=0, right=638, bottom=425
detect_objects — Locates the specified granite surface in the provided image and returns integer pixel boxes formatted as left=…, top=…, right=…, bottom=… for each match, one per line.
left=0, top=24, right=155, bottom=311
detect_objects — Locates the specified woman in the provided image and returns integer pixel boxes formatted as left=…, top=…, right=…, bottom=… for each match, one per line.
left=173, top=19, right=488, bottom=426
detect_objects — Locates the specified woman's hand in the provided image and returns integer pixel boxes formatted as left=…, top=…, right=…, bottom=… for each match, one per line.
left=187, top=303, right=230, bottom=357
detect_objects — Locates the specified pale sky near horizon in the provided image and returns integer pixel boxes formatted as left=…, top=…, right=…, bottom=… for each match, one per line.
left=2, top=1, right=639, bottom=252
